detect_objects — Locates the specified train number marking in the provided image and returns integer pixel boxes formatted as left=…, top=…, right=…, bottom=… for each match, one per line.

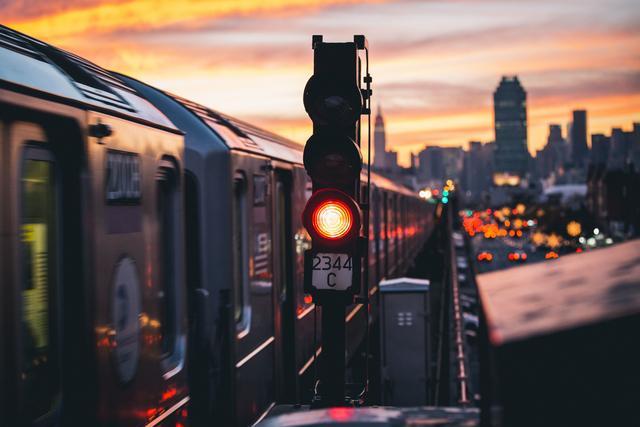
left=106, top=150, right=141, bottom=204
left=311, top=253, right=352, bottom=291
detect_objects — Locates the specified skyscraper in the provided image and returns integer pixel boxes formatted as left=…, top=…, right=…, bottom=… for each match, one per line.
left=417, top=146, right=444, bottom=182
left=571, top=110, right=588, bottom=166
left=590, top=134, right=610, bottom=166
left=373, top=105, right=387, bottom=169
left=548, top=124, right=563, bottom=146
left=462, top=141, right=494, bottom=201
left=493, top=76, right=529, bottom=181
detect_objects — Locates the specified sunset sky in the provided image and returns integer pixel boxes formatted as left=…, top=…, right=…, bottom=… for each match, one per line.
left=4, top=0, right=639, bottom=165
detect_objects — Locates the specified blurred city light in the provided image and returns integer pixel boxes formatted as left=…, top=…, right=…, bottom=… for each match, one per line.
left=566, top=221, right=582, bottom=237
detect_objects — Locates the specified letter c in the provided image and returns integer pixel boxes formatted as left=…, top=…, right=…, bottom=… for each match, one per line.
left=327, top=272, right=337, bottom=287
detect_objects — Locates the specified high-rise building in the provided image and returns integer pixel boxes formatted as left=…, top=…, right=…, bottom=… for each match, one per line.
left=417, top=146, right=444, bottom=182
left=462, top=141, right=494, bottom=201
left=548, top=124, right=563, bottom=146
left=441, top=147, right=464, bottom=180
left=632, top=123, right=640, bottom=169
left=590, top=134, right=610, bottom=166
left=373, top=105, right=387, bottom=169
left=571, top=110, right=589, bottom=166
left=387, top=150, right=398, bottom=171
left=410, top=152, right=418, bottom=170
left=608, top=127, right=632, bottom=170
left=537, top=124, right=566, bottom=177
left=493, top=76, right=529, bottom=181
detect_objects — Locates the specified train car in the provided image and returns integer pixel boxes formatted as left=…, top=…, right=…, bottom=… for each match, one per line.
left=123, top=76, right=437, bottom=426
left=0, top=26, right=189, bottom=426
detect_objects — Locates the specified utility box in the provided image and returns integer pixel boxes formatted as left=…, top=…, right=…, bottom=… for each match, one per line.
left=379, top=277, right=430, bottom=406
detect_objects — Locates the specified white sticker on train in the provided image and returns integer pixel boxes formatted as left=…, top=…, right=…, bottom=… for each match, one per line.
left=112, top=256, right=141, bottom=383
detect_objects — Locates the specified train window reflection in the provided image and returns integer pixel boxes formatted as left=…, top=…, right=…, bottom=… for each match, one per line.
left=20, top=156, right=59, bottom=420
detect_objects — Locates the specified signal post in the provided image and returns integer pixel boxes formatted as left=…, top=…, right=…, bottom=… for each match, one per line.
left=301, top=35, right=371, bottom=407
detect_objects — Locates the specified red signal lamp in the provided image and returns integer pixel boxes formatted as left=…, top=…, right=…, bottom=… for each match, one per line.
left=303, top=188, right=361, bottom=244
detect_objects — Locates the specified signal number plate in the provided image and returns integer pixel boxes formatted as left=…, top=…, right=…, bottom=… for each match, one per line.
left=311, top=253, right=353, bottom=291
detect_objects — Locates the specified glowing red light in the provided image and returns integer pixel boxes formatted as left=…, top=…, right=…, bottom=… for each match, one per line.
left=312, top=199, right=353, bottom=240
left=304, top=294, right=313, bottom=304
left=161, top=387, right=177, bottom=402
left=328, top=407, right=354, bottom=421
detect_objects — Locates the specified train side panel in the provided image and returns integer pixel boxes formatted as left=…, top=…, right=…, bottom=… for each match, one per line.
left=86, top=112, right=188, bottom=426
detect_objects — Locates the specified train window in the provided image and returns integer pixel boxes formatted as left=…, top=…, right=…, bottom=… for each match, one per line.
left=233, top=173, right=251, bottom=330
left=253, top=174, right=268, bottom=206
left=157, top=160, right=179, bottom=358
left=19, top=150, right=60, bottom=420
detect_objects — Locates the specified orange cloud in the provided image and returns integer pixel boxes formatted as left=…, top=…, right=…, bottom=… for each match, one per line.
left=5, top=0, right=637, bottom=169
left=7, top=0, right=386, bottom=43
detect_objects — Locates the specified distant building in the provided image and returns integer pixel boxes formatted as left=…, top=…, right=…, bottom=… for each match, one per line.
left=608, top=128, right=631, bottom=169
left=632, top=123, right=640, bottom=168
left=462, top=141, right=494, bottom=202
left=536, top=124, right=567, bottom=178
left=493, top=76, right=529, bottom=182
left=587, top=123, right=640, bottom=238
left=387, top=150, right=399, bottom=171
left=372, top=105, right=401, bottom=173
left=590, top=134, right=610, bottom=166
left=441, top=147, right=464, bottom=180
left=374, top=105, right=387, bottom=169
left=571, top=110, right=589, bottom=167
left=417, top=145, right=465, bottom=184
left=417, top=146, right=444, bottom=182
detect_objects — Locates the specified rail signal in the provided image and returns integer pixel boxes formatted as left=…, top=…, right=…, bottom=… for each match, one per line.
left=303, top=35, right=368, bottom=301
left=301, top=34, right=371, bottom=407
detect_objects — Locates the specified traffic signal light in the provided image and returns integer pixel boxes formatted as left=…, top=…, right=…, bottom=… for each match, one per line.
left=301, top=34, right=371, bottom=408
left=302, top=35, right=368, bottom=300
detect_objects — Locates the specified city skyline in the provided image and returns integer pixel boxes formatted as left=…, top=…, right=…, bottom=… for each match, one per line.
left=4, top=0, right=638, bottom=165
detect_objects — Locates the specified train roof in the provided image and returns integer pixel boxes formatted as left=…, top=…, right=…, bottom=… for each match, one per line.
left=158, top=90, right=303, bottom=164
left=130, top=84, right=417, bottom=196
left=123, top=78, right=416, bottom=196
left=0, top=25, right=176, bottom=131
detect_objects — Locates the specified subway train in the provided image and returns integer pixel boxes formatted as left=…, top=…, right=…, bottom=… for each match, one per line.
left=0, top=25, right=437, bottom=427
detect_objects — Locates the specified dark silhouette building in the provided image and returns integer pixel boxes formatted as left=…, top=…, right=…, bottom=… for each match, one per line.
left=462, top=141, right=495, bottom=202
left=590, top=133, right=610, bottom=166
left=493, top=76, right=529, bottom=179
left=374, top=104, right=387, bottom=169
left=418, top=146, right=444, bottom=182
left=537, top=124, right=567, bottom=178
left=571, top=110, right=588, bottom=166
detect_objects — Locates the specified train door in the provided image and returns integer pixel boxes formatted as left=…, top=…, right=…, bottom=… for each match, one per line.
left=231, top=155, right=277, bottom=426
left=87, top=113, right=187, bottom=426
left=4, top=119, right=84, bottom=426
left=272, top=167, right=295, bottom=402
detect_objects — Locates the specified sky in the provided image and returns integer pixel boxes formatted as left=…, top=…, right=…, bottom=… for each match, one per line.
left=4, top=0, right=639, bottom=165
